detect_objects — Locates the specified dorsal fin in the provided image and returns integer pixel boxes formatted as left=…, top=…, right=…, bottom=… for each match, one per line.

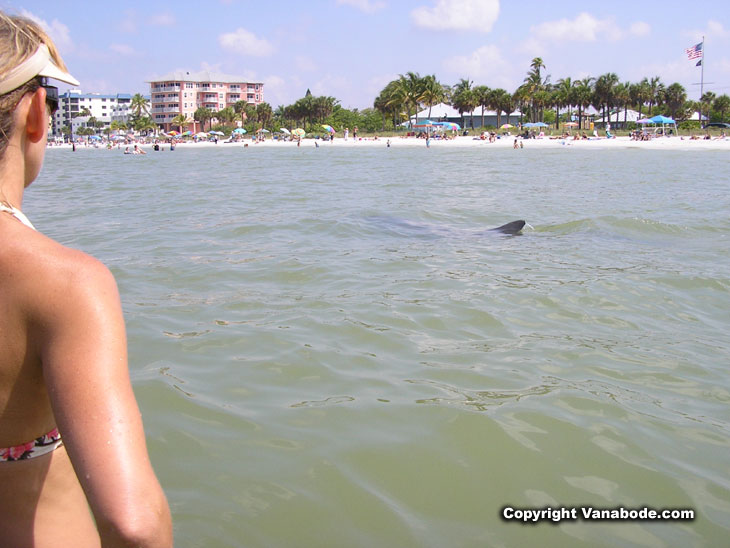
left=489, top=220, right=526, bottom=235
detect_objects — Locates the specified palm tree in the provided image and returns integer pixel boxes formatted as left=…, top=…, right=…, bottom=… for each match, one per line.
left=194, top=107, right=214, bottom=132
left=554, top=77, right=573, bottom=129
left=473, top=85, right=491, bottom=128
left=700, top=91, right=716, bottom=125
left=374, top=81, right=399, bottom=131
left=256, top=102, right=273, bottom=130
left=614, top=82, right=631, bottom=126
left=522, top=57, right=549, bottom=122
left=130, top=93, right=150, bottom=119
left=390, top=72, right=424, bottom=127
left=645, top=76, right=663, bottom=116
left=451, top=78, right=477, bottom=129
left=491, top=88, right=513, bottom=128
left=663, top=83, right=687, bottom=121
left=573, top=77, right=594, bottom=130
left=134, top=116, right=158, bottom=136
left=171, top=114, right=189, bottom=133
left=216, top=106, right=236, bottom=127
left=593, top=73, right=619, bottom=124
left=713, top=94, right=730, bottom=122
left=420, top=75, right=447, bottom=120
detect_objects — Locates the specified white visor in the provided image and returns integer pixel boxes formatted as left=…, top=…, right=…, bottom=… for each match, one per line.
left=0, top=44, right=79, bottom=95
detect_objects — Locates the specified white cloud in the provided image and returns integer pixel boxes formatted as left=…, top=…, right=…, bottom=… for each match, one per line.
left=444, top=44, right=510, bottom=85
left=218, top=28, right=274, bottom=57
left=683, top=19, right=729, bottom=41
left=20, top=9, right=73, bottom=52
left=110, top=44, right=136, bottom=56
left=630, top=21, right=650, bottom=37
left=520, top=12, right=652, bottom=55
left=335, top=0, right=386, bottom=13
left=529, top=12, right=607, bottom=42
left=149, top=13, right=176, bottom=27
left=411, top=0, right=499, bottom=32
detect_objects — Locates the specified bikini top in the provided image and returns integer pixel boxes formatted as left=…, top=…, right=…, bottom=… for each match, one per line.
left=0, top=202, right=36, bottom=230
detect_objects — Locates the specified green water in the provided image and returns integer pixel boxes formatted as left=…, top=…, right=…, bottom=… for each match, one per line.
left=31, top=145, right=730, bottom=547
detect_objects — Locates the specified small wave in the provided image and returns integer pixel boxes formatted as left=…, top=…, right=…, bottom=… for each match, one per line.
left=536, top=216, right=697, bottom=238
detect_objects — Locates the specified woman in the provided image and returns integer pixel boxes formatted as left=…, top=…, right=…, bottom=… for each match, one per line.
left=0, top=12, right=172, bottom=547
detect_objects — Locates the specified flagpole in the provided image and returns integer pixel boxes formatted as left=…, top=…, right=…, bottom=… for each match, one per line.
left=700, top=36, right=705, bottom=127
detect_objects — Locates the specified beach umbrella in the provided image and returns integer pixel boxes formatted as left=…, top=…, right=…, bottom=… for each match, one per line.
left=637, top=118, right=652, bottom=124
left=649, top=115, right=675, bottom=124
left=256, top=128, right=270, bottom=133
left=500, top=123, right=514, bottom=129
left=195, top=132, right=208, bottom=138
left=563, top=122, right=578, bottom=127
left=168, top=130, right=178, bottom=136
left=413, top=119, right=435, bottom=128
left=209, top=130, right=224, bottom=136
left=279, top=128, right=291, bottom=135
left=292, top=128, right=306, bottom=137
left=321, top=124, right=335, bottom=133
left=232, top=128, right=247, bottom=134
left=181, top=131, right=192, bottom=136
left=534, top=122, right=548, bottom=127
left=443, top=122, right=461, bottom=130
left=88, top=135, right=101, bottom=140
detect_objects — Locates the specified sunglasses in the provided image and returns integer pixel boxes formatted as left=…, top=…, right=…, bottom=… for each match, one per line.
left=40, top=78, right=59, bottom=115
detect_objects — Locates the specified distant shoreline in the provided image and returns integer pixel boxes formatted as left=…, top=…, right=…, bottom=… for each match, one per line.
left=46, top=134, right=730, bottom=151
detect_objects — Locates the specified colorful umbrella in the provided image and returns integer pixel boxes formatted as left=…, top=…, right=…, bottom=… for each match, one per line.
left=500, top=123, right=514, bottom=129
left=232, top=128, right=247, bottom=134
left=279, top=128, right=291, bottom=135
left=321, top=124, right=335, bottom=133
left=292, top=128, right=306, bottom=137
left=168, top=130, right=179, bottom=136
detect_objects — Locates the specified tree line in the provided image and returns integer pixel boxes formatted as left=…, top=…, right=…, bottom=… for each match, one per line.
left=78, top=58, right=730, bottom=137
left=373, top=58, right=730, bottom=131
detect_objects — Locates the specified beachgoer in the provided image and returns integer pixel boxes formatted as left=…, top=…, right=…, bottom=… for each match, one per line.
left=344, top=127, right=349, bottom=140
left=386, top=139, right=391, bottom=147
left=0, top=12, right=172, bottom=547
left=513, top=139, right=519, bottom=149
left=353, top=126, right=358, bottom=140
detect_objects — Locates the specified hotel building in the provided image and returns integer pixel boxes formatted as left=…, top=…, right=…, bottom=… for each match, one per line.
left=147, top=70, right=264, bottom=132
left=51, top=90, right=135, bottom=137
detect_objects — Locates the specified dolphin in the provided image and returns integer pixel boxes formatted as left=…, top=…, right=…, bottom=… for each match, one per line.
left=367, top=216, right=527, bottom=237
left=488, top=220, right=526, bottom=235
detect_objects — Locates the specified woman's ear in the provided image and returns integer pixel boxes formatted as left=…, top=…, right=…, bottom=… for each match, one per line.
left=24, top=87, right=49, bottom=144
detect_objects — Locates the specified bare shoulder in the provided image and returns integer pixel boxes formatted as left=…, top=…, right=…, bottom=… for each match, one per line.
left=1, top=224, right=120, bottom=322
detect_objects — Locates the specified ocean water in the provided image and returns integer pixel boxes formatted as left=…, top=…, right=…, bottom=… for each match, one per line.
left=31, top=144, right=730, bottom=547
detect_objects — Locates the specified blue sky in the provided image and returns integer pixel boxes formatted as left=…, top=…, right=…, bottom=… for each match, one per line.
left=11, top=0, right=730, bottom=109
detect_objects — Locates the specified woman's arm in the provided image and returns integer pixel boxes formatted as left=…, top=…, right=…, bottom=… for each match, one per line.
left=36, top=249, right=172, bottom=547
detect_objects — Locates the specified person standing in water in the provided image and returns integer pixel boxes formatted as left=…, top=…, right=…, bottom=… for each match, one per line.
left=0, top=11, right=172, bottom=547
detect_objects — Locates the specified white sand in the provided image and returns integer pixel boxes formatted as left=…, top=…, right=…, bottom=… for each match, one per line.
left=48, top=134, right=730, bottom=152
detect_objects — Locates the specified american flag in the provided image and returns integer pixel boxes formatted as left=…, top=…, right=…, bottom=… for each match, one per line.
left=686, top=42, right=703, bottom=60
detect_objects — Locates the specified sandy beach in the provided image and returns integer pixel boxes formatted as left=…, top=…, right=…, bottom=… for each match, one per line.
left=49, top=133, right=730, bottom=152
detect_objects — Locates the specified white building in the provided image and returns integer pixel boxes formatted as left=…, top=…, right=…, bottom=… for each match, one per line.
left=52, top=90, right=141, bottom=137
left=410, top=103, right=522, bottom=128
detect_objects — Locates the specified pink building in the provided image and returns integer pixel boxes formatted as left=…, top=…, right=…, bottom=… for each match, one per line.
left=148, top=70, right=264, bottom=133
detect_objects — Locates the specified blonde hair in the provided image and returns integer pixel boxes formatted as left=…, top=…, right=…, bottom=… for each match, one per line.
left=0, top=11, right=68, bottom=158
